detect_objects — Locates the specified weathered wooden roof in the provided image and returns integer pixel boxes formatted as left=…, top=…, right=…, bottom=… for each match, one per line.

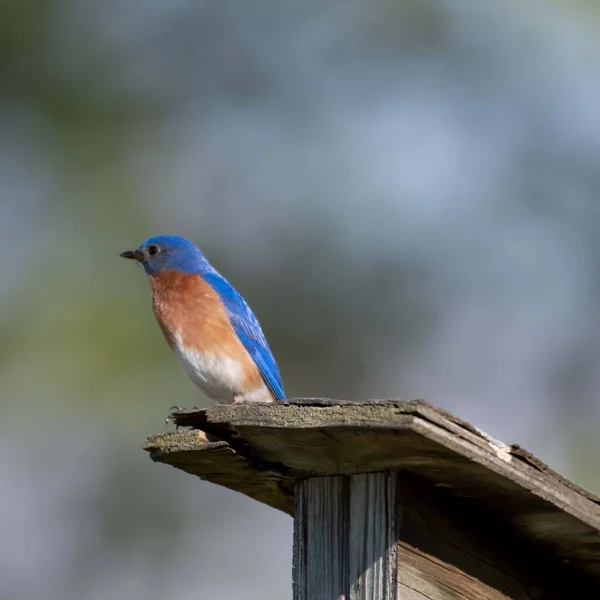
left=144, top=398, right=600, bottom=582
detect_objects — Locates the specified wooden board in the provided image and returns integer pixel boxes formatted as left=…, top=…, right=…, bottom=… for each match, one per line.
left=293, top=473, right=398, bottom=600
left=394, top=473, right=598, bottom=599
left=145, top=429, right=294, bottom=513
left=144, top=398, right=600, bottom=583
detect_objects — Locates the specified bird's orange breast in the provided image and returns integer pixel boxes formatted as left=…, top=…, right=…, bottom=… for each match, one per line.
left=148, top=271, right=263, bottom=389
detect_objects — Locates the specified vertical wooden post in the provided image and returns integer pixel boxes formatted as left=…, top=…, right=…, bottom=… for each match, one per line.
left=293, top=472, right=397, bottom=600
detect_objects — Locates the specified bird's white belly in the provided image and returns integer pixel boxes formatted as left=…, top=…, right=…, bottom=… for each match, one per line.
left=171, top=333, right=272, bottom=403
left=173, top=343, right=242, bottom=400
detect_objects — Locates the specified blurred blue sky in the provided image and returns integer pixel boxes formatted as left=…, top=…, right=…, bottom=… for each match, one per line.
left=2, top=1, right=600, bottom=599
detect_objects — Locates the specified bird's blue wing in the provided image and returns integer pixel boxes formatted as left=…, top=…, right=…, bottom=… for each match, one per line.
left=203, top=272, right=285, bottom=400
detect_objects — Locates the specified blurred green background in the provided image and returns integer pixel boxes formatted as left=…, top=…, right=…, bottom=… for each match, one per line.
left=2, top=1, right=600, bottom=598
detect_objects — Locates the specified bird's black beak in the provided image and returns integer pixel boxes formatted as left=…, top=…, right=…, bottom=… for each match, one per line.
left=120, top=248, right=145, bottom=261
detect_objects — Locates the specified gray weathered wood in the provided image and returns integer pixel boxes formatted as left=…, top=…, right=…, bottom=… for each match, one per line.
left=145, top=429, right=293, bottom=512
left=144, top=398, right=600, bottom=593
left=293, top=472, right=397, bottom=600
left=348, top=473, right=397, bottom=600
left=290, top=469, right=597, bottom=600
left=294, top=477, right=347, bottom=600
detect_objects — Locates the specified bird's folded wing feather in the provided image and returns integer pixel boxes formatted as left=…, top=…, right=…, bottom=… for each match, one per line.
left=203, top=273, right=285, bottom=400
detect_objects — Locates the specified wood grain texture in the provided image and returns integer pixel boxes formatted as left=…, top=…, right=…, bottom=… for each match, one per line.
left=397, top=583, right=434, bottom=599
left=293, top=473, right=397, bottom=600
left=291, top=470, right=599, bottom=600
left=145, top=399, right=600, bottom=584
left=393, top=474, right=599, bottom=599
left=348, top=473, right=397, bottom=600
left=294, top=477, right=348, bottom=600
left=144, top=430, right=293, bottom=512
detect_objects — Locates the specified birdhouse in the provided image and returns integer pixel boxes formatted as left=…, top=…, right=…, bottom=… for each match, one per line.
left=145, top=399, right=600, bottom=599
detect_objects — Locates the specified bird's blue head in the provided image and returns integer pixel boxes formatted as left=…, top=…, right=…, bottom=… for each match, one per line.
left=120, top=235, right=211, bottom=276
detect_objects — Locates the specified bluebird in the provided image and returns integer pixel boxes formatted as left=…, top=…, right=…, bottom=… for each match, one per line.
left=120, top=235, right=285, bottom=404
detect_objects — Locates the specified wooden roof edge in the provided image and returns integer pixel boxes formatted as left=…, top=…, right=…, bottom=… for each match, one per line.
left=144, top=429, right=295, bottom=514
left=149, top=398, right=600, bottom=531
left=166, top=399, right=600, bottom=495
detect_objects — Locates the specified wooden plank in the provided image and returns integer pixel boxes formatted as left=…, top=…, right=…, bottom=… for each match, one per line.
left=398, top=582, right=436, bottom=599
left=144, top=430, right=294, bottom=513
left=396, top=541, right=571, bottom=600
left=293, top=473, right=397, bottom=600
left=146, top=399, right=600, bottom=582
left=398, top=543, right=517, bottom=599
left=348, top=473, right=397, bottom=600
left=294, top=477, right=349, bottom=600
left=394, top=473, right=599, bottom=599
left=292, top=479, right=306, bottom=600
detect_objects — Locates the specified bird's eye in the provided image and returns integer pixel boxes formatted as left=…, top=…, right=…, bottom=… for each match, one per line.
left=147, top=244, right=160, bottom=256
